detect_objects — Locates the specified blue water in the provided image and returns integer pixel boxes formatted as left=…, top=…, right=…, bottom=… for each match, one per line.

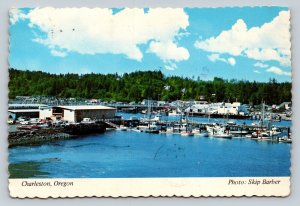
left=9, top=126, right=291, bottom=178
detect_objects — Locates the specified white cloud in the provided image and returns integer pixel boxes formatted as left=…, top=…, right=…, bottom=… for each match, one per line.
left=253, top=70, right=261, bottom=74
left=50, top=50, right=67, bottom=57
left=207, top=53, right=236, bottom=66
left=195, top=11, right=291, bottom=67
left=266, top=66, right=291, bottom=76
left=22, top=8, right=190, bottom=63
left=148, top=40, right=189, bottom=62
left=208, top=53, right=227, bottom=63
left=9, top=8, right=27, bottom=25
left=254, top=62, right=268, bottom=68
left=228, top=57, right=236, bottom=66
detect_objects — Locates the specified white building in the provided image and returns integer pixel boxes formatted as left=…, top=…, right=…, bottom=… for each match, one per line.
left=186, top=102, right=249, bottom=115
left=217, top=102, right=249, bottom=115
left=40, top=105, right=116, bottom=122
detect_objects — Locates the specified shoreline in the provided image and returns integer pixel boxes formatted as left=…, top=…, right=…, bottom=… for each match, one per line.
left=8, top=129, right=75, bottom=147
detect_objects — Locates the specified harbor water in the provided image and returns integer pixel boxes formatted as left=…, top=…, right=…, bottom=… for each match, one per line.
left=9, top=115, right=291, bottom=178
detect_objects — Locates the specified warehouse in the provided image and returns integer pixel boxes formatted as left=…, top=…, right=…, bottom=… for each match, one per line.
left=40, top=105, right=116, bottom=122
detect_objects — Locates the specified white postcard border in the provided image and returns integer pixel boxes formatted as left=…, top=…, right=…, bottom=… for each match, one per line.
left=9, top=177, right=290, bottom=198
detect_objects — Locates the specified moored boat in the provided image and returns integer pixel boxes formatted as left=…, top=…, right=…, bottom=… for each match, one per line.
left=206, top=124, right=232, bottom=139
left=181, top=131, right=194, bottom=136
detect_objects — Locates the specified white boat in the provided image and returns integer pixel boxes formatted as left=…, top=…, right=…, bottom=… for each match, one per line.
left=271, top=126, right=282, bottom=136
left=168, top=110, right=182, bottom=116
left=131, top=128, right=142, bottom=132
left=137, top=124, right=160, bottom=134
left=227, top=120, right=236, bottom=125
left=279, top=136, right=292, bottom=143
left=230, top=130, right=249, bottom=135
left=192, top=129, right=209, bottom=137
left=251, top=128, right=282, bottom=140
left=165, top=127, right=174, bottom=134
left=20, top=121, right=30, bottom=125
left=206, top=125, right=232, bottom=139
left=192, top=128, right=201, bottom=135
left=118, top=125, right=128, bottom=131
left=181, top=131, right=194, bottom=136
left=251, top=121, right=260, bottom=126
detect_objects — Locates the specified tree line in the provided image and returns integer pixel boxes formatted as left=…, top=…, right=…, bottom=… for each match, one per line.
left=8, top=68, right=291, bottom=105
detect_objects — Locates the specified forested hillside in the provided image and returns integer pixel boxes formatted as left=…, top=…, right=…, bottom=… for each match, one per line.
left=9, top=68, right=291, bottom=105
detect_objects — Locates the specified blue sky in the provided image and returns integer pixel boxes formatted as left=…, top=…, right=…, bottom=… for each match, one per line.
left=9, top=7, right=291, bottom=82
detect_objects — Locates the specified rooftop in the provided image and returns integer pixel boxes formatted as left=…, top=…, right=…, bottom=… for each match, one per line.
left=55, top=105, right=116, bottom=111
left=8, top=109, right=40, bottom=113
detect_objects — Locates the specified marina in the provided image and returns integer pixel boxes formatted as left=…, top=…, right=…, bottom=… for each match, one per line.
left=8, top=106, right=292, bottom=178
left=7, top=100, right=292, bottom=147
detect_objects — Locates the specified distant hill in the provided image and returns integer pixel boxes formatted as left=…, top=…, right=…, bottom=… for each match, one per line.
left=8, top=68, right=291, bottom=105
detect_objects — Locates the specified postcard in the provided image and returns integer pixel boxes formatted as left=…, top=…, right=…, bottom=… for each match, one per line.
left=8, top=7, right=291, bottom=198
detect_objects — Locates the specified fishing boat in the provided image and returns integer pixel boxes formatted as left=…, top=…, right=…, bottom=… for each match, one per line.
left=137, top=124, right=160, bottom=134
left=206, top=125, right=232, bottom=139
left=279, top=136, right=292, bottom=143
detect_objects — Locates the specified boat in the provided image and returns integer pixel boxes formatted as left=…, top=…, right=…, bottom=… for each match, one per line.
left=251, top=131, right=272, bottom=140
left=251, top=126, right=282, bottom=140
left=137, top=124, right=160, bottom=134
left=20, top=121, right=30, bottom=125
left=206, top=125, right=232, bottom=139
left=181, top=131, right=194, bottom=136
left=251, top=121, right=261, bottom=126
left=168, top=109, right=182, bottom=116
left=271, top=126, right=282, bottom=136
left=131, top=128, right=142, bottom=133
left=279, top=136, right=292, bottom=143
left=192, top=128, right=201, bottom=135
left=212, top=133, right=232, bottom=139
left=227, top=120, right=236, bottom=125
left=230, top=130, right=249, bottom=135
left=117, top=125, right=128, bottom=131
left=164, top=127, right=174, bottom=134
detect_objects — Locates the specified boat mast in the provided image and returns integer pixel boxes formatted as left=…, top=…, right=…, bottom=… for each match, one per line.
left=262, top=101, right=265, bottom=126
left=148, top=98, right=151, bottom=119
